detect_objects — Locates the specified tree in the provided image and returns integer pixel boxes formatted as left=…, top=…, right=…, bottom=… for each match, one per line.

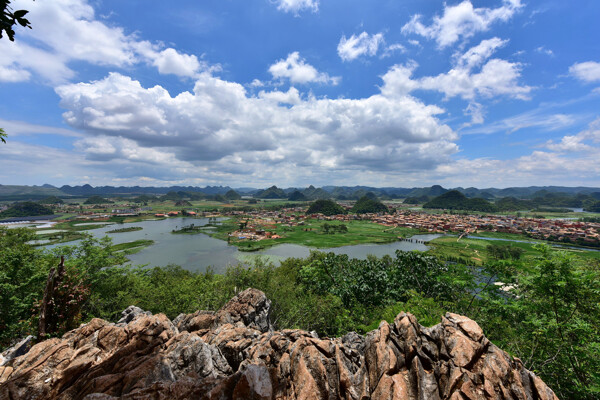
left=517, top=247, right=600, bottom=398
left=1, top=0, right=32, bottom=42
left=0, top=127, right=6, bottom=143
left=0, top=227, right=54, bottom=347
left=306, top=199, right=346, bottom=216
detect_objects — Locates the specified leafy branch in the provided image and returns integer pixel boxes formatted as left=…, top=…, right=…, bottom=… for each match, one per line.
left=1, top=0, right=32, bottom=41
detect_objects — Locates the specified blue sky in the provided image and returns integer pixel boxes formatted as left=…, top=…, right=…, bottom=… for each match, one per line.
left=0, top=0, right=599, bottom=188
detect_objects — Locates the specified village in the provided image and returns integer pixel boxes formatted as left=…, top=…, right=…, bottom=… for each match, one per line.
left=221, top=206, right=600, bottom=246
left=12, top=199, right=599, bottom=247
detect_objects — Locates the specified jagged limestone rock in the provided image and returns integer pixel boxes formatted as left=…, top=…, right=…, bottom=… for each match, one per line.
left=0, top=288, right=559, bottom=400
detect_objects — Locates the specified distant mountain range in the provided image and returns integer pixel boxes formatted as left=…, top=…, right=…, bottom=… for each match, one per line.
left=1, top=183, right=600, bottom=201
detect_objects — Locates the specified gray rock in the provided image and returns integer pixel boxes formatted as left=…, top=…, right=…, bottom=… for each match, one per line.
left=117, top=305, right=152, bottom=325
left=0, top=335, right=34, bottom=366
left=214, top=288, right=273, bottom=332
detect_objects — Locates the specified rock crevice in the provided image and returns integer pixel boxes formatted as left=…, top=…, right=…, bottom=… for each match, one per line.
left=0, top=288, right=558, bottom=400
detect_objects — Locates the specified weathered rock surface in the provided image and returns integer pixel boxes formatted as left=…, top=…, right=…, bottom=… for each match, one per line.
left=0, top=288, right=558, bottom=400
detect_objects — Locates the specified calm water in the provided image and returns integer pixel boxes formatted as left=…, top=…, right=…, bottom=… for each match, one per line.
left=47, top=218, right=440, bottom=273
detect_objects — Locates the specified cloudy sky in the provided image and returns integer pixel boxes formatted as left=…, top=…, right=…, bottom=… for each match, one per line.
left=1, top=0, right=599, bottom=188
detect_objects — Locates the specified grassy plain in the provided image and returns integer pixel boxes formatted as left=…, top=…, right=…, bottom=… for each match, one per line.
left=428, top=235, right=600, bottom=264
left=208, top=218, right=423, bottom=251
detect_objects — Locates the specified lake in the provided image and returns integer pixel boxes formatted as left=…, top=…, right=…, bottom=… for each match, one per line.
left=47, top=217, right=440, bottom=273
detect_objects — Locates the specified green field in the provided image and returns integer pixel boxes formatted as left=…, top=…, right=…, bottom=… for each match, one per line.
left=428, top=234, right=600, bottom=264
left=207, top=218, right=422, bottom=251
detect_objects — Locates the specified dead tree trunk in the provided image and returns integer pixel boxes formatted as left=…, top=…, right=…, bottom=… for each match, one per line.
left=37, top=256, right=64, bottom=339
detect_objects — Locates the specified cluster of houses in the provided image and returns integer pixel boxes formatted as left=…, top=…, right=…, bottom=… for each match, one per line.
left=369, top=212, right=600, bottom=244
left=222, top=207, right=600, bottom=245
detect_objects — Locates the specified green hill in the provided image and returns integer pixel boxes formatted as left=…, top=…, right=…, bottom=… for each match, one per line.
left=38, top=196, right=64, bottom=204
left=255, top=186, right=286, bottom=199
left=303, top=185, right=331, bottom=200
left=84, top=195, right=113, bottom=204
left=423, top=190, right=497, bottom=212
left=224, top=190, right=242, bottom=200
left=288, top=190, right=308, bottom=201
left=403, top=195, right=429, bottom=204
left=351, top=196, right=388, bottom=214
left=0, top=202, right=54, bottom=218
left=306, top=199, right=346, bottom=216
left=495, top=197, right=532, bottom=211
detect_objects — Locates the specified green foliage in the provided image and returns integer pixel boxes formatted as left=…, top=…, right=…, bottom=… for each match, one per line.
left=0, top=201, right=54, bottom=218
left=0, top=228, right=53, bottom=346
left=351, top=195, right=388, bottom=214
left=0, top=127, right=6, bottom=143
left=299, top=251, right=454, bottom=308
left=255, top=186, right=286, bottom=199
left=510, top=246, right=600, bottom=398
left=495, top=196, right=532, bottom=211
left=106, top=226, right=143, bottom=234
left=584, top=200, right=600, bottom=212
left=132, top=194, right=157, bottom=203
left=84, top=195, right=113, bottom=204
left=38, top=196, right=64, bottom=205
left=287, top=190, right=307, bottom=201
left=159, top=191, right=183, bottom=201
left=486, top=243, right=525, bottom=260
left=424, top=190, right=498, bottom=212
left=321, top=223, right=347, bottom=234
left=306, top=199, right=346, bottom=216
left=361, top=291, right=447, bottom=331
left=403, top=195, right=429, bottom=204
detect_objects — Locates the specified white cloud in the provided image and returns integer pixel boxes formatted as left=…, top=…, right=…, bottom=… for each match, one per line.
left=0, top=40, right=75, bottom=83
left=273, top=0, right=318, bottom=14
left=0, top=119, right=81, bottom=137
left=258, top=87, right=302, bottom=105
left=0, top=65, right=31, bottom=82
left=464, top=109, right=577, bottom=135
left=569, top=61, right=600, bottom=83
left=268, top=52, right=339, bottom=85
left=535, top=46, right=554, bottom=56
left=337, top=32, right=385, bottom=61
left=455, top=37, right=508, bottom=69
left=443, top=56, right=530, bottom=101
left=381, top=38, right=531, bottom=101
left=249, top=79, right=265, bottom=88
left=0, top=0, right=205, bottom=83
left=545, top=118, right=600, bottom=152
left=383, top=44, right=406, bottom=57
left=149, top=49, right=202, bottom=78
left=432, top=150, right=600, bottom=188
left=53, top=71, right=458, bottom=184
left=545, top=135, right=592, bottom=153
left=463, top=102, right=485, bottom=126
left=402, top=0, right=523, bottom=48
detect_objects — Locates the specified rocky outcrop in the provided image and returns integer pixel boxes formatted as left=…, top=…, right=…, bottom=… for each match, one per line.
left=0, top=288, right=558, bottom=400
